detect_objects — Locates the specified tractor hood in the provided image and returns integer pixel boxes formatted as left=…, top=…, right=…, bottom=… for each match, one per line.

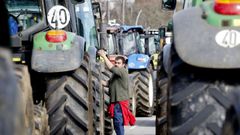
left=173, top=7, right=240, bottom=69
left=128, top=54, right=150, bottom=69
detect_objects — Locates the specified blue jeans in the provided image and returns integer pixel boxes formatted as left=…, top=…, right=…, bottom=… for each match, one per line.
left=114, top=103, right=124, bottom=135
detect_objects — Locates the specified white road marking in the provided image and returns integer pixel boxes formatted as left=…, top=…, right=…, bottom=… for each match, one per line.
left=129, top=125, right=136, bottom=129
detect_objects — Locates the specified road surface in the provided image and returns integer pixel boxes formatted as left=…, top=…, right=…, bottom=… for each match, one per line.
left=124, top=115, right=155, bottom=135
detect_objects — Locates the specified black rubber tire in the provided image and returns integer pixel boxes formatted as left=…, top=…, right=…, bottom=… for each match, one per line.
left=156, top=51, right=168, bottom=135
left=222, top=91, right=240, bottom=135
left=15, top=64, right=35, bottom=135
left=168, top=46, right=237, bottom=135
left=0, top=50, right=25, bottom=135
left=152, top=70, right=157, bottom=115
left=46, top=55, right=94, bottom=135
left=136, top=70, right=154, bottom=117
left=128, top=72, right=140, bottom=117
left=34, top=103, right=49, bottom=135
left=91, top=63, right=104, bottom=134
left=101, top=65, right=113, bottom=135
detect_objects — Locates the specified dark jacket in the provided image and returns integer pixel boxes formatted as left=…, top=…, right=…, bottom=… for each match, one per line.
left=109, top=67, right=129, bottom=102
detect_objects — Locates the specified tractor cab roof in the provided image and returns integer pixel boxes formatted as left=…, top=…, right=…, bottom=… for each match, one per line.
left=144, top=29, right=159, bottom=35
left=106, top=26, right=120, bottom=34
left=120, top=25, right=144, bottom=33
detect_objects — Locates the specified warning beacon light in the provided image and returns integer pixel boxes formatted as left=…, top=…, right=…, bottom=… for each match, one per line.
left=214, top=0, right=240, bottom=15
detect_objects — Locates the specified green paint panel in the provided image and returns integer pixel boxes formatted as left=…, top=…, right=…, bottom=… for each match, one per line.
left=192, top=0, right=203, bottom=7
left=202, top=1, right=240, bottom=27
left=33, top=31, right=76, bottom=51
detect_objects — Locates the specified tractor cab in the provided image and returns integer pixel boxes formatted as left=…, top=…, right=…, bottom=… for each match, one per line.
left=75, top=1, right=99, bottom=52
left=100, top=24, right=122, bottom=64
left=118, top=25, right=144, bottom=56
left=106, top=25, right=120, bottom=55
left=141, top=29, right=161, bottom=70
left=7, top=0, right=43, bottom=36
left=142, top=29, right=160, bottom=55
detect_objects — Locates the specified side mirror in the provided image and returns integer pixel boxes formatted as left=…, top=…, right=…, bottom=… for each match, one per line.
left=162, top=0, right=176, bottom=10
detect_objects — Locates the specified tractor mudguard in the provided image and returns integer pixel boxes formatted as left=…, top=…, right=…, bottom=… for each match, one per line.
left=173, top=7, right=240, bottom=69
left=163, top=44, right=171, bottom=74
left=31, top=34, right=85, bottom=73
left=128, top=54, right=150, bottom=70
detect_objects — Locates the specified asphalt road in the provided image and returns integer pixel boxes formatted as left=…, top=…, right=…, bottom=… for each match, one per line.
left=124, top=115, right=155, bottom=135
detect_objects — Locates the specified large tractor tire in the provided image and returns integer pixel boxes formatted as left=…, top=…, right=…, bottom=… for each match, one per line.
left=152, top=70, right=157, bottom=115
left=222, top=90, right=240, bottom=135
left=0, top=50, right=35, bottom=135
left=0, top=50, right=22, bottom=135
left=101, top=65, right=113, bottom=135
left=46, top=55, right=94, bottom=135
left=15, top=64, right=35, bottom=135
left=91, top=63, right=104, bottom=134
left=34, top=103, right=49, bottom=135
left=167, top=47, right=237, bottom=135
left=156, top=51, right=168, bottom=135
left=136, top=70, right=154, bottom=117
left=128, top=72, right=140, bottom=116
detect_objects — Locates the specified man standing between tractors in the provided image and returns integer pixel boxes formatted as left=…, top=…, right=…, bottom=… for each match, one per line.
left=98, top=50, right=135, bottom=135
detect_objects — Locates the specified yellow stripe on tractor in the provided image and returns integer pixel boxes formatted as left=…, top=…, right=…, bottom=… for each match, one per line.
left=151, top=53, right=159, bottom=70
left=215, top=0, right=240, bottom=4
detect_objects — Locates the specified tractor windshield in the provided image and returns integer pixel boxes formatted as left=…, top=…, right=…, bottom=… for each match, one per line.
left=139, top=38, right=146, bottom=53
left=6, top=0, right=42, bottom=34
left=120, top=33, right=137, bottom=56
left=107, top=34, right=116, bottom=54
left=148, top=36, right=157, bottom=55
left=136, top=33, right=145, bottom=54
left=75, top=2, right=99, bottom=51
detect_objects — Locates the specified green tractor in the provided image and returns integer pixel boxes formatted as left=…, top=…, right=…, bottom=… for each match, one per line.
left=7, top=0, right=107, bottom=134
left=156, top=0, right=240, bottom=134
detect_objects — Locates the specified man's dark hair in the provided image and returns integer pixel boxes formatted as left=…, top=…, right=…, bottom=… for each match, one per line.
left=115, top=56, right=126, bottom=64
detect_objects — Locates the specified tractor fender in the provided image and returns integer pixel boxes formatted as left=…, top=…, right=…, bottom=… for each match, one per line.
left=31, top=35, right=85, bottom=73
left=173, top=7, right=240, bottom=69
left=128, top=54, right=150, bottom=70
left=163, top=44, right=171, bottom=74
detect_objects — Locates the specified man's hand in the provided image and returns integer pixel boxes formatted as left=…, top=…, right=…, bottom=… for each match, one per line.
left=98, top=49, right=107, bottom=58
left=101, top=80, right=108, bottom=87
left=98, top=49, right=114, bottom=69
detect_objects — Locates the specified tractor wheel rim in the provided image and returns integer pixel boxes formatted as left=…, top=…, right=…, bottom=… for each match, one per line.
left=149, top=74, right=154, bottom=107
left=132, top=92, right=136, bottom=116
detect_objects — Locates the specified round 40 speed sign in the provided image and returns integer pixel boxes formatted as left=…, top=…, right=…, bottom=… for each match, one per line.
left=47, top=5, right=70, bottom=29
left=215, top=30, right=240, bottom=48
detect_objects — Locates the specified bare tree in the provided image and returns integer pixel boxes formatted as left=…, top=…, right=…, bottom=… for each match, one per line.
left=97, top=0, right=174, bottom=28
